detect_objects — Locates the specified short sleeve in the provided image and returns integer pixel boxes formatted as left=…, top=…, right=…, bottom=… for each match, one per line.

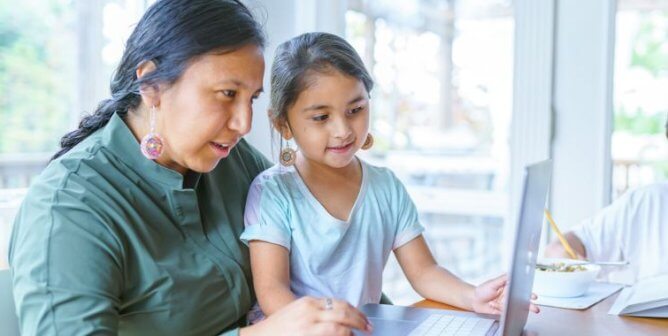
left=571, top=191, right=637, bottom=262
left=9, top=185, right=122, bottom=335
left=241, top=176, right=292, bottom=250
left=388, top=171, right=424, bottom=250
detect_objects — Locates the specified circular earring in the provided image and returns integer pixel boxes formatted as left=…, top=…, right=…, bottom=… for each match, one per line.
left=279, top=146, right=296, bottom=166
left=361, top=133, right=374, bottom=150
left=140, top=105, right=164, bottom=160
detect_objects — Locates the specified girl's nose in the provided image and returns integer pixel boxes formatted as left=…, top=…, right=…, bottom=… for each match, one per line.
left=331, top=117, right=352, bottom=139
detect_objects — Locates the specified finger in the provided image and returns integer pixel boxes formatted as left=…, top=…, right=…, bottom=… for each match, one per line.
left=529, top=303, right=541, bottom=314
left=317, top=305, right=371, bottom=332
left=485, top=273, right=508, bottom=290
left=486, top=301, right=503, bottom=314
left=530, top=293, right=538, bottom=300
left=330, top=300, right=370, bottom=324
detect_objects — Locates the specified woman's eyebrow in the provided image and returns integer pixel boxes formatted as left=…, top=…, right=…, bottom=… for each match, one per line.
left=215, top=79, right=263, bottom=92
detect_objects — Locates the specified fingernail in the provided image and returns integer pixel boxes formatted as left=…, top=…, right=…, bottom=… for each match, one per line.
left=367, top=322, right=374, bottom=332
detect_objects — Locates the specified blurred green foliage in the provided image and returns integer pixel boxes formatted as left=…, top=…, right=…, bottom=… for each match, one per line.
left=0, top=0, right=75, bottom=153
left=615, top=11, right=668, bottom=135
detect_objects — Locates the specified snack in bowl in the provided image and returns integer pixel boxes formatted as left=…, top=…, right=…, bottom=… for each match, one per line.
left=533, top=258, right=601, bottom=298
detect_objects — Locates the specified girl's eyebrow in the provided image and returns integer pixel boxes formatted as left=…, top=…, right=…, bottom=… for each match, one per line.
left=301, top=95, right=368, bottom=113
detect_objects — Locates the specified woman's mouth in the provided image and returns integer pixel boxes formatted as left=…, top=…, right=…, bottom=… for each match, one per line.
left=210, top=142, right=232, bottom=158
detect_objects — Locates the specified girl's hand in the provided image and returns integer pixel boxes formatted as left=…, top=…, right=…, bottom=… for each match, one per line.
left=471, top=274, right=540, bottom=315
left=242, top=296, right=373, bottom=336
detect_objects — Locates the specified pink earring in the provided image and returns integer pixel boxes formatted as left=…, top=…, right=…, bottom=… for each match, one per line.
left=140, top=105, right=164, bottom=160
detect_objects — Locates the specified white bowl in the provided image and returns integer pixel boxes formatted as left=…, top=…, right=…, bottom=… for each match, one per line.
left=533, top=258, right=601, bottom=298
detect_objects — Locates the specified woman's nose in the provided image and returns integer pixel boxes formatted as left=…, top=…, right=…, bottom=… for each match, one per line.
left=229, top=102, right=252, bottom=136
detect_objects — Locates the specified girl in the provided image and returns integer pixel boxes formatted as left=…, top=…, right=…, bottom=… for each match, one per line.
left=241, top=32, right=538, bottom=323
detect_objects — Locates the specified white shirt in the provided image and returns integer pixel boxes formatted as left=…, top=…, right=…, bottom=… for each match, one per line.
left=572, top=182, right=668, bottom=284
left=241, top=160, right=424, bottom=307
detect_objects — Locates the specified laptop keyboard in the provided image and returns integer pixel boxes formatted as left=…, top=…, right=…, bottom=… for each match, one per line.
left=408, top=314, right=495, bottom=336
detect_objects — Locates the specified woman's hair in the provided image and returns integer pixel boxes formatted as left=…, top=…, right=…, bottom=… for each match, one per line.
left=269, top=32, right=373, bottom=129
left=52, top=0, right=265, bottom=160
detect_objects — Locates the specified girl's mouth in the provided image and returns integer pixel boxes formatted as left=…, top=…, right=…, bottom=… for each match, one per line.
left=326, top=142, right=353, bottom=154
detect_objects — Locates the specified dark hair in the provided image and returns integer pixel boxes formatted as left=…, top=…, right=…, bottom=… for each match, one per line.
left=52, top=0, right=265, bottom=160
left=269, top=32, right=373, bottom=128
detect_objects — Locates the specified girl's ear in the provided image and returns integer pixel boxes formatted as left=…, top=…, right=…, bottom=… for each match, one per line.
left=136, top=60, right=160, bottom=107
left=269, top=109, right=293, bottom=140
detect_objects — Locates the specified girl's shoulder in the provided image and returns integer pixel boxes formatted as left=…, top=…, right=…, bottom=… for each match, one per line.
left=360, top=159, right=403, bottom=186
left=249, top=164, right=301, bottom=195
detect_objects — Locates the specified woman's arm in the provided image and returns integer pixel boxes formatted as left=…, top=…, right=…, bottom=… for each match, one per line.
left=393, top=235, right=476, bottom=310
left=248, top=240, right=297, bottom=316
left=9, top=190, right=121, bottom=335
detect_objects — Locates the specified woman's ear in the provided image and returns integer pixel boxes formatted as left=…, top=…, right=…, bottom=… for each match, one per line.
left=136, top=60, right=160, bottom=107
left=269, top=110, right=293, bottom=141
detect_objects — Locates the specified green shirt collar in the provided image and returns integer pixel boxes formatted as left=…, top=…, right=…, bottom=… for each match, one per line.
left=102, top=112, right=201, bottom=190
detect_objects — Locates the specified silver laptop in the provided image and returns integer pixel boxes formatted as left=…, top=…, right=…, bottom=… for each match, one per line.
left=357, top=160, right=552, bottom=336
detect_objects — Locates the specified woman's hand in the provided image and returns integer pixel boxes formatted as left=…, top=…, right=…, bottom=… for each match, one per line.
left=471, top=274, right=540, bottom=315
left=241, top=296, right=373, bottom=336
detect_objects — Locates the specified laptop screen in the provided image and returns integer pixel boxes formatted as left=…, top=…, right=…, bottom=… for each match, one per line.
left=498, top=160, right=552, bottom=336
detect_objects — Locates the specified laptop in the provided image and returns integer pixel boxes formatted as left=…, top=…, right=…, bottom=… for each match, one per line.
left=357, top=160, right=552, bottom=336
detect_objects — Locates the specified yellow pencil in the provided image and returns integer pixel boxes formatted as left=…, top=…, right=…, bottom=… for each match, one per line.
left=544, top=209, right=578, bottom=259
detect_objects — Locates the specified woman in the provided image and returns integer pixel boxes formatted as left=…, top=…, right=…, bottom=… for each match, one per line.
left=9, top=1, right=369, bottom=335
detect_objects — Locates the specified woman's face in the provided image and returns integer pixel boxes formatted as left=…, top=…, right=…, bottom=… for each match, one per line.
left=154, top=44, right=265, bottom=174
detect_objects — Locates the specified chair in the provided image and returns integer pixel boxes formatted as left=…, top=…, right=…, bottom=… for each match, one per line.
left=0, top=269, right=19, bottom=335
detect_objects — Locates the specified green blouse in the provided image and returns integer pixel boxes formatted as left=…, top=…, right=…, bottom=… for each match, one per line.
left=9, top=113, right=271, bottom=335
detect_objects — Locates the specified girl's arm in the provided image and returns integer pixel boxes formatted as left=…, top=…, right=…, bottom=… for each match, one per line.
left=248, top=240, right=297, bottom=316
left=393, top=235, right=476, bottom=310
left=395, top=235, right=539, bottom=315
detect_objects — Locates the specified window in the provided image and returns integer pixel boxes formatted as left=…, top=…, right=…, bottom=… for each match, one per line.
left=612, top=0, right=668, bottom=199
left=346, top=0, right=514, bottom=304
left=0, top=0, right=150, bottom=270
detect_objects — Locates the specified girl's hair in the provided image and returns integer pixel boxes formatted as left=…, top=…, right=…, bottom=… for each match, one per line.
left=52, top=0, right=265, bottom=160
left=269, top=32, right=374, bottom=127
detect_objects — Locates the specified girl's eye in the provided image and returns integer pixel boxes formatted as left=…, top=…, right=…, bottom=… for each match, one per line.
left=220, top=90, right=237, bottom=98
left=312, top=114, right=328, bottom=122
left=349, top=105, right=365, bottom=114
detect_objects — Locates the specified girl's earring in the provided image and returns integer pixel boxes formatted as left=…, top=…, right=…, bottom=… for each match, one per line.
left=361, top=133, right=374, bottom=150
left=140, top=105, right=164, bottom=160
left=279, top=145, right=297, bottom=166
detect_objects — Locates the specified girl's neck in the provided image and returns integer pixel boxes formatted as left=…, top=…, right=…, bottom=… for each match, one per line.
left=294, top=154, right=361, bottom=183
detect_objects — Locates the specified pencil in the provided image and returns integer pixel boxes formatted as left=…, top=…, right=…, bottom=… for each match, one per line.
left=544, top=209, right=578, bottom=259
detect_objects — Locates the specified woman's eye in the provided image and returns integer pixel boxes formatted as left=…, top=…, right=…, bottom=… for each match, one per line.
left=220, top=90, right=237, bottom=98
left=312, top=114, right=328, bottom=122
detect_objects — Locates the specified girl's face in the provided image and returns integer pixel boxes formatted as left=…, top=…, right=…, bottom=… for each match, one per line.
left=283, top=70, right=370, bottom=169
left=152, top=44, right=265, bottom=174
